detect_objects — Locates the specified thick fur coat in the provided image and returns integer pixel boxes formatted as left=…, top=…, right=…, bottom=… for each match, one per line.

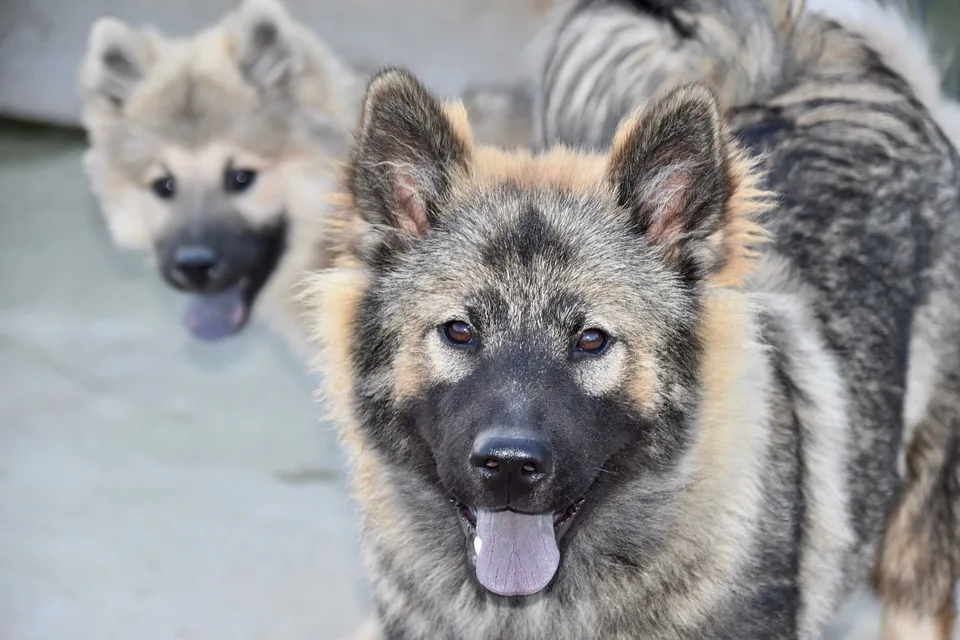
left=310, top=0, right=960, bottom=638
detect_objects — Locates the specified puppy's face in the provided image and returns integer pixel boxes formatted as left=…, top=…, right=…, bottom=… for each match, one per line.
left=335, top=70, right=765, bottom=598
left=79, top=0, right=348, bottom=340
left=141, top=143, right=288, bottom=341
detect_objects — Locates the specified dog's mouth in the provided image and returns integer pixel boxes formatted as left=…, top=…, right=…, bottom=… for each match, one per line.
left=175, top=215, right=288, bottom=342
left=183, top=278, right=251, bottom=342
left=452, top=498, right=585, bottom=598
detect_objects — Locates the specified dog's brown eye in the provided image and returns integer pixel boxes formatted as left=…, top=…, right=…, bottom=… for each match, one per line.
left=224, top=168, right=258, bottom=194
left=576, top=329, right=608, bottom=355
left=443, top=320, right=475, bottom=347
left=151, top=176, right=176, bottom=200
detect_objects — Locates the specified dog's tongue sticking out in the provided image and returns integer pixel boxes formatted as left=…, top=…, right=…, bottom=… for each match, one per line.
left=474, top=509, right=560, bottom=597
left=183, top=284, right=248, bottom=341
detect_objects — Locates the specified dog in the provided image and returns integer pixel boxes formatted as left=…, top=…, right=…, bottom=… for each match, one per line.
left=78, top=0, right=363, bottom=354
left=307, top=2, right=960, bottom=637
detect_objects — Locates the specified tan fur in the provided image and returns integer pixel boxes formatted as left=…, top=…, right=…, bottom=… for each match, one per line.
left=301, top=266, right=369, bottom=460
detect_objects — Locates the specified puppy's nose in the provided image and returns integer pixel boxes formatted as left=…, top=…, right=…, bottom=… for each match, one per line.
left=171, top=245, right=221, bottom=290
left=469, top=433, right=553, bottom=504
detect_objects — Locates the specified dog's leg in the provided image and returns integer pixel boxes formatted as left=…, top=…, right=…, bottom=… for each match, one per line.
left=875, top=401, right=960, bottom=640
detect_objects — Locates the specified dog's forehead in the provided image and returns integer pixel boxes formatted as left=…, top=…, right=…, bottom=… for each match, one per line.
left=401, top=185, right=670, bottom=323
left=117, top=43, right=291, bottom=158
left=449, top=186, right=635, bottom=272
left=134, top=81, right=288, bottom=155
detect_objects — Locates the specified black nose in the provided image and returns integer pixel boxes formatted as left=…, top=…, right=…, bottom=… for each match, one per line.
left=469, top=434, right=553, bottom=504
left=171, top=245, right=221, bottom=290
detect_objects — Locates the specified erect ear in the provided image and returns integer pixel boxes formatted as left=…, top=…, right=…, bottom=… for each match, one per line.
left=607, top=84, right=736, bottom=281
left=80, top=17, right=157, bottom=109
left=346, top=68, right=472, bottom=236
left=232, top=0, right=299, bottom=91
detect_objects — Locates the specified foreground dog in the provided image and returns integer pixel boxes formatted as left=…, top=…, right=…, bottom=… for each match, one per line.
left=78, top=0, right=361, bottom=351
left=308, top=5, right=960, bottom=639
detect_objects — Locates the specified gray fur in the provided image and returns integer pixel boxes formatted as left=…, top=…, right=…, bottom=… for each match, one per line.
left=534, top=0, right=960, bottom=634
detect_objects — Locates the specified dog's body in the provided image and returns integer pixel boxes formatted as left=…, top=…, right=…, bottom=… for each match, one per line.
left=310, top=1, right=960, bottom=638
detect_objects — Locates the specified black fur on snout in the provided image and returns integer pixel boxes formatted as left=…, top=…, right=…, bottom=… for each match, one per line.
left=157, top=214, right=287, bottom=303
left=415, top=353, right=638, bottom=515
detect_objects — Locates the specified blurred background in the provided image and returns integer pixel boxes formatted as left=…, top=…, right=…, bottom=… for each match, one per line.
left=0, top=1, right=957, bottom=639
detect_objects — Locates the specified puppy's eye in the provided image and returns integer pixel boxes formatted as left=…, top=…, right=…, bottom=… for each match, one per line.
left=441, top=320, right=476, bottom=348
left=224, top=168, right=258, bottom=193
left=151, top=176, right=176, bottom=200
left=574, top=328, right=609, bottom=356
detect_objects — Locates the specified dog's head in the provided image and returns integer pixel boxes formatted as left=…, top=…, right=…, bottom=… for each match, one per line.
left=313, top=69, right=768, bottom=599
left=79, top=0, right=353, bottom=341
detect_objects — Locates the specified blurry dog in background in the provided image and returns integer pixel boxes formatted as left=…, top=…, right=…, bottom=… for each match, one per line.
left=79, top=0, right=362, bottom=354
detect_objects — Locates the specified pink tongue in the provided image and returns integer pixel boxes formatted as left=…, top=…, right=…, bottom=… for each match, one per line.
left=183, top=284, right=247, bottom=342
left=474, top=509, right=560, bottom=597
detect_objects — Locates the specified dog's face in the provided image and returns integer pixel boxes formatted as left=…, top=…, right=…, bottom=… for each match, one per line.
left=327, top=70, right=766, bottom=598
left=125, top=139, right=290, bottom=341
left=79, top=0, right=349, bottom=340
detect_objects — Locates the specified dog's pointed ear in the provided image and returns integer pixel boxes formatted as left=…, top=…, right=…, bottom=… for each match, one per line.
left=80, top=17, right=157, bottom=109
left=347, top=68, right=472, bottom=236
left=233, top=0, right=299, bottom=91
left=608, top=84, right=736, bottom=280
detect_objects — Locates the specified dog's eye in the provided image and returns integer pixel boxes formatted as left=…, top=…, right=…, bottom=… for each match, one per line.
left=224, top=168, right=258, bottom=194
left=574, top=328, right=608, bottom=357
left=441, top=320, right=476, bottom=348
left=151, top=176, right=177, bottom=200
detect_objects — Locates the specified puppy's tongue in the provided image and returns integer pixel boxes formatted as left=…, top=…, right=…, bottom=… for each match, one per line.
left=474, top=509, right=560, bottom=597
left=183, top=284, right=248, bottom=341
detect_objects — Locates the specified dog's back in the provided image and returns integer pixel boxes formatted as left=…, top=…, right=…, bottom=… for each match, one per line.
left=536, top=0, right=960, bottom=635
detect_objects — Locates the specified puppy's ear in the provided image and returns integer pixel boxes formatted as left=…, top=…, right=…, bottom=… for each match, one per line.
left=347, top=68, right=472, bottom=237
left=608, top=84, right=737, bottom=281
left=80, top=17, right=157, bottom=109
left=232, top=0, right=299, bottom=91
